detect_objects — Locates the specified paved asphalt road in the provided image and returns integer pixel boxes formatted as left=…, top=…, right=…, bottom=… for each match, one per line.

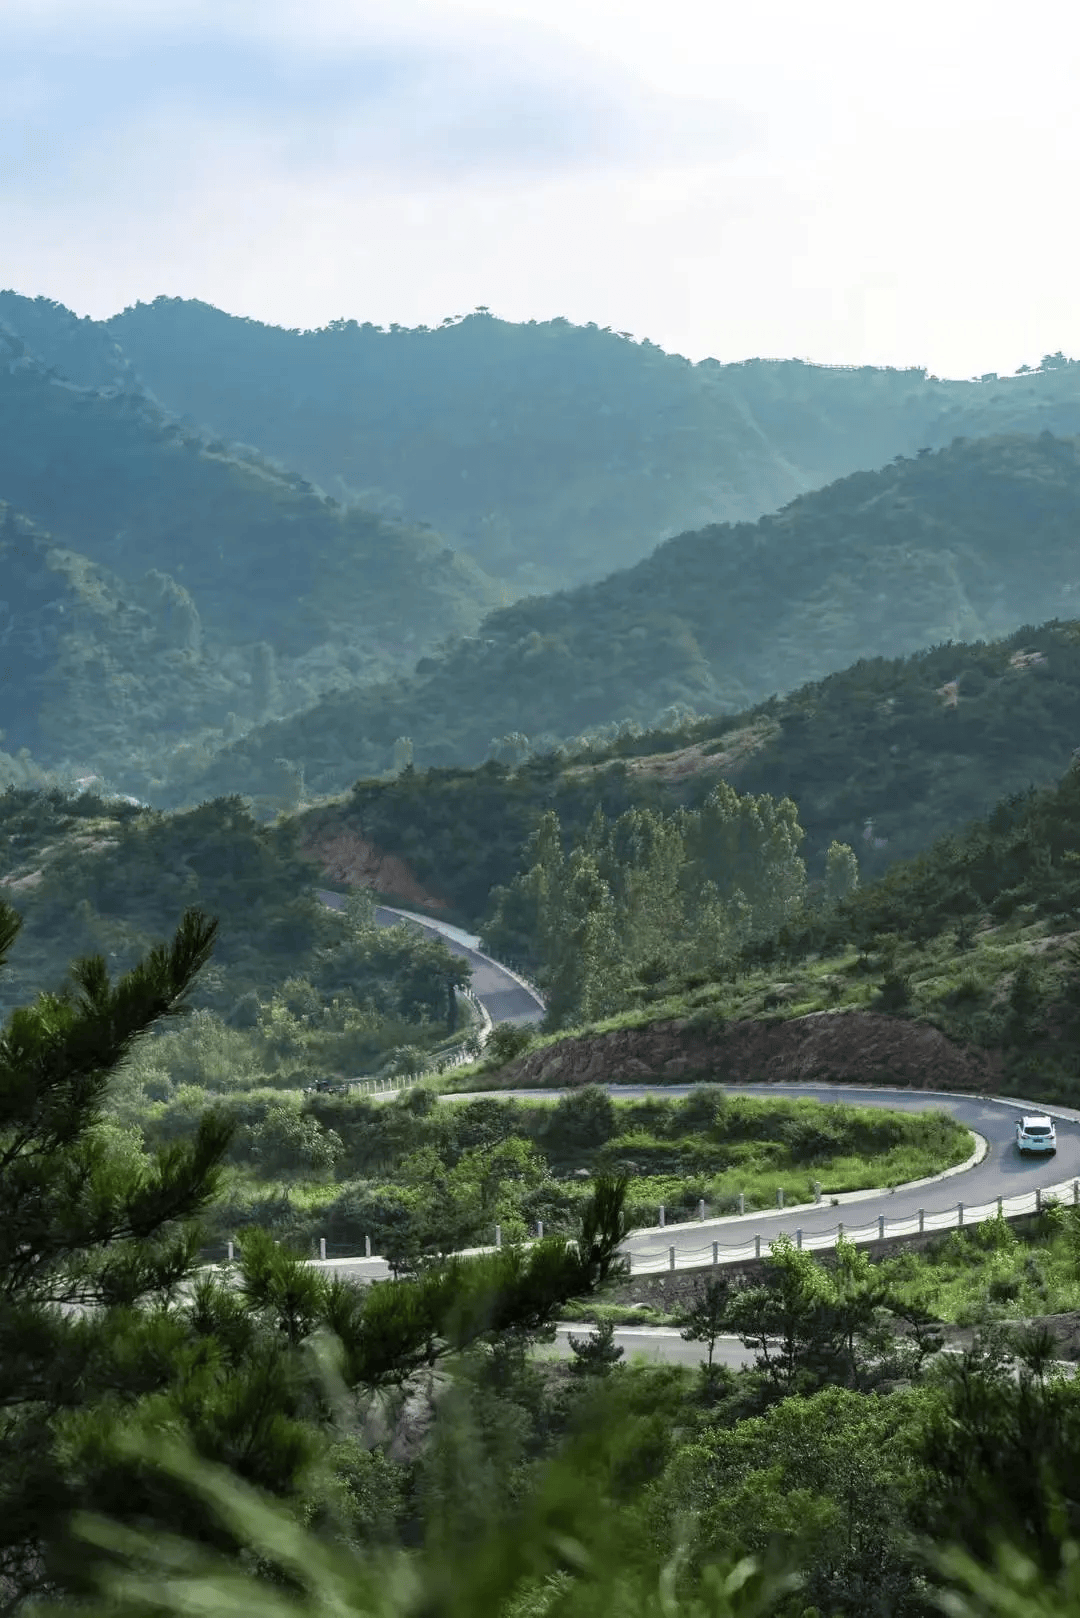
left=315, top=890, right=545, bottom=1026
left=301, top=1081, right=1080, bottom=1286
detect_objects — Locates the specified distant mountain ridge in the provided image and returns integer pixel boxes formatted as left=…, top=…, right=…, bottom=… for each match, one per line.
left=102, top=300, right=1080, bottom=593
left=4, top=291, right=1080, bottom=597
left=161, top=431, right=1080, bottom=814
left=0, top=322, right=503, bottom=793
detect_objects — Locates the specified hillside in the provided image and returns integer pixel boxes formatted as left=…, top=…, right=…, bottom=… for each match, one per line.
left=282, top=617, right=1080, bottom=933
left=0, top=326, right=503, bottom=796
left=0, top=786, right=471, bottom=1081
left=162, top=432, right=1080, bottom=815
left=456, top=752, right=1080, bottom=1111
left=3, top=292, right=1078, bottom=596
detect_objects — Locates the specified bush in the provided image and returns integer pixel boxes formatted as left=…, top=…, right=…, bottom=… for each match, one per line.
left=484, top=1022, right=534, bottom=1068
left=543, top=1087, right=617, bottom=1159
left=247, top=1104, right=344, bottom=1175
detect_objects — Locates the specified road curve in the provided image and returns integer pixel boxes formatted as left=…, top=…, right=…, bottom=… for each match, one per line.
left=314, top=889, right=544, bottom=1027
left=470, top=1083, right=1080, bottom=1262
left=311, top=1082, right=1080, bottom=1285
left=306, top=891, right=1080, bottom=1275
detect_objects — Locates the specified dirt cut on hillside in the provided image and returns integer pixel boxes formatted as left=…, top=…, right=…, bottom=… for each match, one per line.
left=296, top=805, right=449, bottom=910
left=500, top=1007, right=1006, bottom=1093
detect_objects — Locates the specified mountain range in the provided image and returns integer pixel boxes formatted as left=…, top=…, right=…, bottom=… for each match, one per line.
left=2, top=288, right=1079, bottom=827
left=160, top=431, right=1080, bottom=815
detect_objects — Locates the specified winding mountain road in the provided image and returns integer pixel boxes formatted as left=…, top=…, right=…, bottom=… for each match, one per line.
left=315, top=890, right=544, bottom=1026
left=310, top=888, right=1080, bottom=1287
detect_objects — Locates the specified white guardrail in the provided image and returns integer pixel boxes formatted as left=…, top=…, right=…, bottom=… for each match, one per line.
left=311, top=988, right=493, bottom=1099
left=625, top=1177, right=1080, bottom=1274
left=247, top=1178, right=1080, bottom=1278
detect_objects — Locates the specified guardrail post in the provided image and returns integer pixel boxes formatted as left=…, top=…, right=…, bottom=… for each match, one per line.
left=495, top=1224, right=502, bottom=1249
left=365, top=1235, right=371, bottom=1258
left=227, top=1240, right=234, bottom=1263
left=1075, top=1182, right=1079, bottom=1206
left=669, top=1246, right=676, bottom=1271
left=878, top=1216, right=885, bottom=1241
left=659, top=1204, right=665, bottom=1228
left=918, top=1209, right=924, bottom=1233
left=754, top=1235, right=761, bottom=1260
left=1036, top=1189, right=1042, bottom=1214
left=536, top=1220, right=544, bottom=1240
left=958, top=1202, right=964, bottom=1227
left=698, top=1199, right=706, bottom=1221
left=814, top=1181, right=822, bottom=1204
left=712, top=1242, right=719, bottom=1266
left=738, top=1193, right=745, bottom=1216
left=837, top=1222, right=844, bottom=1243
left=796, top=1229, right=803, bottom=1250
left=777, top=1188, right=785, bottom=1209
left=319, top=1237, right=326, bottom=1261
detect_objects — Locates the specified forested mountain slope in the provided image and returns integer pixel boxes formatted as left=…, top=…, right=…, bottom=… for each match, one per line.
left=0, top=327, right=502, bottom=794
left=5, top=292, right=1080, bottom=596
left=291, top=616, right=1080, bottom=932
left=164, top=433, right=1080, bottom=814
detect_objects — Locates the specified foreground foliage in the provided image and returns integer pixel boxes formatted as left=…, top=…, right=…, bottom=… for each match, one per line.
left=0, top=896, right=628, bottom=1613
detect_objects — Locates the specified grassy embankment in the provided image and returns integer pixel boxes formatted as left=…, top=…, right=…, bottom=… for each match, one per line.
left=137, top=1088, right=971, bottom=1260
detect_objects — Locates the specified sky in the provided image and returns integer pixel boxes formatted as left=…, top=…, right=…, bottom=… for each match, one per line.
left=2, top=0, right=1079, bottom=378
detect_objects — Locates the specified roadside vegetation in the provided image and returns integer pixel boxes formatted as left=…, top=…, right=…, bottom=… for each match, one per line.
left=570, top=1205, right=1080, bottom=1333
left=449, top=753, right=1080, bottom=1108
left=2, top=895, right=1073, bottom=1618
left=106, top=1081, right=970, bottom=1270
left=0, top=787, right=474, bottom=1081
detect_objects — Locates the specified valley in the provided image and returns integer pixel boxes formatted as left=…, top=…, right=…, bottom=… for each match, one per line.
left=4, top=296, right=1080, bottom=1618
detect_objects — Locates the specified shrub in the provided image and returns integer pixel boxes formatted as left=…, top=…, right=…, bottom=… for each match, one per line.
left=485, top=1022, right=534, bottom=1068
left=543, top=1087, right=617, bottom=1159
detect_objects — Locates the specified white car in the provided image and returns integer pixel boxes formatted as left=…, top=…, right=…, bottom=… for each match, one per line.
left=1016, top=1115, right=1057, bottom=1155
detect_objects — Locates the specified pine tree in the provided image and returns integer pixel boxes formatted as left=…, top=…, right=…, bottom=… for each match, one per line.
left=0, top=900, right=237, bottom=1611
left=0, top=888, right=632, bottom=1607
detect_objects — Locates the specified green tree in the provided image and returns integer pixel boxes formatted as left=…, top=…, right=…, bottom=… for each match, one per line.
left=247, top=1105, right=344, bottom=1176
left=592, top=806, right=689, bottom=980
left=0, top=901, right=237, bottom=1610
left=566, top=1318, right=625, bottom=1375
left=541, top=847, right=623, bottom=1030
left=677, top=1274, right=733, bottom=1382
left=823, top=840, right=859, bottom=906
left=543, top=1086, right=617, bottom=1160
left=343, top=887, right=377, bottom=936
left=686, top=781, right=808, bottom=943
left=484, top=1021, right=533, bottom=1069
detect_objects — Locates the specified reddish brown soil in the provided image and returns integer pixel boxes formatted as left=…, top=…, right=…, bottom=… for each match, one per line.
left=503, top=1007, right=1006, bottom=1093
left=296, top=807, right=449, bottom=910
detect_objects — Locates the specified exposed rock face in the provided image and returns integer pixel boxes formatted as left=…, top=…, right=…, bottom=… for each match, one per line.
left=298, top=806, right=449, bottom=911
left=503, top=1008, right=1005, bottom=1093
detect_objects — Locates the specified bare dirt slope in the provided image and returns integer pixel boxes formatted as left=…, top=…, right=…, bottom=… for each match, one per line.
left=502, top=1007, right=1005, bottom=1093
left=296, top=804, right=448, bottom=910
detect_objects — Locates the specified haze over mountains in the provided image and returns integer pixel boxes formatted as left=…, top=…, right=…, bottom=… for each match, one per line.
left=1, top=288, right=1079, bottom=819
left=149, top=430, right=1080, bottom=815
left=87, top=298, right=1080, bottom=593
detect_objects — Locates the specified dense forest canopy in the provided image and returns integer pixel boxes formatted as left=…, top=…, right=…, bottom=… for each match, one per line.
left=163, top=432, right=1080, bottom=816
left=4, top=291, right=1080, bottom=599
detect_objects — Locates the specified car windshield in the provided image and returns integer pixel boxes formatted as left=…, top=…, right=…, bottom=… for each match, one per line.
left=1025, top=1124, right=1052, bottom=1135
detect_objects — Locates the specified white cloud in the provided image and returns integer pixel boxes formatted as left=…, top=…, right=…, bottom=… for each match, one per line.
left=1, top=0, right=1079, bottom=375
